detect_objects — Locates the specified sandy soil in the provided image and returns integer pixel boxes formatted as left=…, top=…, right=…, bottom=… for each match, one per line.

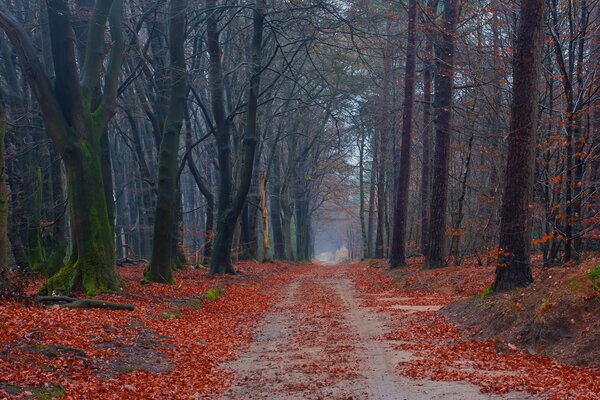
left=221, top=265, right=534, bottom=400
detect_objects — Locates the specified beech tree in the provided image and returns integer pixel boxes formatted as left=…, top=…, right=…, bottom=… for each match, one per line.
left=0, top=0, right=123, bottom=295
left=145, top=0, right=187, bottom=283
left=206, top=0, right=265, bottom=274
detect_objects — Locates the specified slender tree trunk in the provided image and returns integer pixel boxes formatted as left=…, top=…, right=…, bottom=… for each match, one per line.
left=0, top=97, right=7, bottom=279
left=146, top=0, right=187, bottom=283
left=367, top=129, right=378, bottom=257
left=44, top=147, right=67, bottom=276
left=420, top=0, right=438, bottom=258
left=449, top=128, right=475, bottom=265
left=358, top=128, right=368, bottom=259
left=270, top=150, right=284, bottom=259
left=390, top=0, right=417, bottom=268
left=426, top=0, right=458, bottom=269
left=493, top=0, right=545, bottom=292
left=259, top=171, right=271, bottom=262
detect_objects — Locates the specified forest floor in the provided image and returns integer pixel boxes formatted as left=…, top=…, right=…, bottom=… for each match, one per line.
left=1, top=260, right=599, bottom=399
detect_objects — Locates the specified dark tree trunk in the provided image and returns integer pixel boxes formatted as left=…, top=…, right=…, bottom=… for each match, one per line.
left=419, top=0, right=438, bottom=258
left=426, top=0, right=458, bottom=269
left=0, top=97, right=7, bottom=280
left=209, top=0, right=265, bottom=274
left=493, top=0, right=545, bottom=292
left=146, top=0, right=187, bottom=283
left=390, top=0, right=417, bottom=268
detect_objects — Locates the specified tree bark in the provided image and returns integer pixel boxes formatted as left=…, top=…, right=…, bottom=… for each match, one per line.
left=426, top=0, right=458, bottom=269
left=209, top=0, right=265, bottom=274
left=390, top=0, right=418, bottom=268
left=419, top=0, right=438, bottom=258
left=259, top=171, right=271, bottom=262
left=493, top=0, right=545, bottom=291
left=146, top=0, right=187, bottom=283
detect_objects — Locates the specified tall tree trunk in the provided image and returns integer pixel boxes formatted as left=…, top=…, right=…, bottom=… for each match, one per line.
left=426, top=0, right=458, bottom=269
left=367, top=128, right=378, bottom=257
left=358, top=128, right=368, bottom=259
left=419, top=0, right=438, bottom=258
left=375, top=48, right=391, bottom=259
left=146, top=0, right=187, bottom=283
left=209, top=0, right=265, bottom=274
left=493, top=0, right=545, bottom=291
left=390, top=0, right=417, bottom=268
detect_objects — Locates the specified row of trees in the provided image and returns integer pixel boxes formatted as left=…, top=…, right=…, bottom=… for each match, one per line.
left=358, top=0, right=599, bottom=290
left=0, top=0, right=364, bottom=295
left=0, top=0, right=598, bottom=295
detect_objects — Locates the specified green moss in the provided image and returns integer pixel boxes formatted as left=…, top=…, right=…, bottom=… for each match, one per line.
left=192, top=297, right=203, bottom=309
left=31, top=385, right=65, bottom=400
left=162, top=309, right=181, bottom=319
left=39, top=262, right=78, bottom=295
left=203, top=287, right=222, bottom=301
left=144, top=265, right=174, bottom=284
left=588, top=266, right=600, bottom=281
left=478, top=287, right=493, bottom=299
left=3, top=384, right=65, bottom=400
left=589, top=265, right=600, bottom=292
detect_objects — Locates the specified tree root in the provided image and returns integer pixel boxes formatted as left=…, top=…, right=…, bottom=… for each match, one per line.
left=37, top=296, right=134, bottom=311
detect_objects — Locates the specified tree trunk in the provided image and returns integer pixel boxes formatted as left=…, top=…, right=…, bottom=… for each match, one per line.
left=209, top=0, right=265, bottom=274
left=367, top=127, right=378, bottom=258
left=449, top=127, right=475, bottom=265
left=41, top=143, right=119, bottom=295
left=358, top=128, right=368, bottom=259
left=0, top=97, right=7, bottom=281
left=419, top=0, right=438, bottom=258
left=146, top=0, right=187, bottom=283
left=426, top=0, right=458, bottom=269
left=270, top=150, right=284, bottom=259
left=493, top=0, right=545, bottom=292
left=390, top=0, right=417, bottom=268
left=259, top=171, right=271, bottom=262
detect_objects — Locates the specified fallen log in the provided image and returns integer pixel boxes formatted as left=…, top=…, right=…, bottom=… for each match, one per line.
left=36, top=296, right=134, bottom=311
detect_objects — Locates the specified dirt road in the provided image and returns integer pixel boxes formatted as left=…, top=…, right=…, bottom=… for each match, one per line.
left=221, top=264, right=533, bottom=400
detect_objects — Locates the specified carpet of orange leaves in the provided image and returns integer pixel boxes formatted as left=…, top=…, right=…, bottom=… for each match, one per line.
left=349, top=262, right=600, bottom=400
left=0, top=262, right=296, bottom=399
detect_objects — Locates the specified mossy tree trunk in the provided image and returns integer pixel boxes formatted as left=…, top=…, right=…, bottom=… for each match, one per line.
left=42, top=139, right=119, bottom=295
left=0, top=0, right=124, bottom=295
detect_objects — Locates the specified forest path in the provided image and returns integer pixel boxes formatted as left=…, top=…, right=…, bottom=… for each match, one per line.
left=221, top=264, right=534, bottom=400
